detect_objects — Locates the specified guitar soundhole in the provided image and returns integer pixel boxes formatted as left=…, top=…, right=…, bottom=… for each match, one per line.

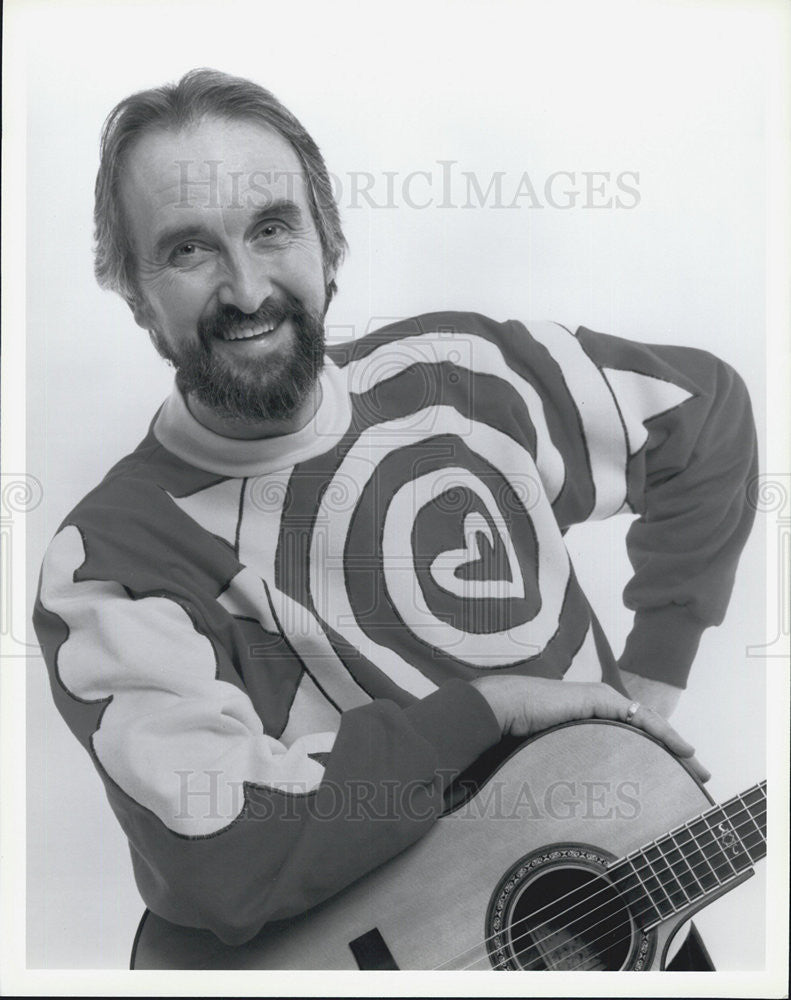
left=486, top=847, right=652, bottom=971
left=510, top=866, right=630, bottom=970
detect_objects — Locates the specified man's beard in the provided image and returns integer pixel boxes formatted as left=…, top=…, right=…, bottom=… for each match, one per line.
left=152, top=291, right=326, bottom=424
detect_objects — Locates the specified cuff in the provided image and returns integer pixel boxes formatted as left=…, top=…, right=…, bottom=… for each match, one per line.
left=403, top=678, right=501, bottom=776
left=617, top=606, right=707, bottom=688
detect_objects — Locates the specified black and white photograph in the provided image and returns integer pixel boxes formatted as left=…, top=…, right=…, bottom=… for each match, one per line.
left=2, top=0, right=789, bottom=995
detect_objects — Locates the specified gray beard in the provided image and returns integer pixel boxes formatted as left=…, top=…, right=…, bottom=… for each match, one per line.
left=151, top=297, right=326, bottom=424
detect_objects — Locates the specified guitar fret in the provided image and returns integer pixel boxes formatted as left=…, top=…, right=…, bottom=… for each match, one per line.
left=731, top=786, right=767, bottom=863
left=700, top=806, right=745, bottom=879
left=614, top=857, right=664, bottom=926
left=674, top=823, right=722, bottom=893
left=634, top=853, right=675, bottom=919
left=722, top=798, right=763, bottom=869
left=688, top=815, right=736, bottom=889
left=664, top=831, right=707, bottom=900
left=643, top=841, right=689, bottom=913
left=655, top=835, right=700, bottom=905
left=707, top=808, right=740, bottom=877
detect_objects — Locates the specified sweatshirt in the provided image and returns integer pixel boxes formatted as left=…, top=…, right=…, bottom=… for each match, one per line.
left=33, top=313, right=758, bottom=944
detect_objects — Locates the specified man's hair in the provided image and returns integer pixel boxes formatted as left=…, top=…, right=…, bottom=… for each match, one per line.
left=93, top=68, right=346, bottom=309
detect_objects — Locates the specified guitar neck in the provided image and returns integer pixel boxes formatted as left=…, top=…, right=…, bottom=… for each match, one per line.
left=610, top=780, right=767, bottom=929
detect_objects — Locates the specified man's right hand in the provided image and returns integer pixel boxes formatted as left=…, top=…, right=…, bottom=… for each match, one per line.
left=471, top=675, right=710, bottom=783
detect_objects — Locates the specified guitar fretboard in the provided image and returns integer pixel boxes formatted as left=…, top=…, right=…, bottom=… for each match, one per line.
left=609, top=781, right=766, bottom=928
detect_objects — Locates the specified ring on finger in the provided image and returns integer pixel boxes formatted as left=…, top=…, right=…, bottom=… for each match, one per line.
left=625, top=700, right=641, bottom=725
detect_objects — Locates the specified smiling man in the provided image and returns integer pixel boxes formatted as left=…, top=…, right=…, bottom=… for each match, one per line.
left=123, top=119, right=330, bottom=436
left=102, top=102, right=340, bottom=437
left=33, top=69, right=757, bottom=968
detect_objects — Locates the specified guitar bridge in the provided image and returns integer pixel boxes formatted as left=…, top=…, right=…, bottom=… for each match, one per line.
left=348, top=927, right=399, bottom=970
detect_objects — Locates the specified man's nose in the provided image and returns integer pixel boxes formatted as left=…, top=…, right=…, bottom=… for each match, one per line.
left=217, top=249, right=273, bottom=315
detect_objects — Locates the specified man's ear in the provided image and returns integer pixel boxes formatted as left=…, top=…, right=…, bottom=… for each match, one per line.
left=324, top=267, right=339, bottom=309
left=325, top=256, right=338, bottom=288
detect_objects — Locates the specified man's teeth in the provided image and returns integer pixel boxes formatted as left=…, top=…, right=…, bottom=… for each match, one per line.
left=220, top=320, right=278, bottom=341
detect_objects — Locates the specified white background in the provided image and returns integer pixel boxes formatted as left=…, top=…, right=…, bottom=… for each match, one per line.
left=3, top=0, right=789, bottom=991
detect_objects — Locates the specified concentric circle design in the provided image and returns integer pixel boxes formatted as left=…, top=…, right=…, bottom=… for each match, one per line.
left=308, top=406, right=572, bottom=692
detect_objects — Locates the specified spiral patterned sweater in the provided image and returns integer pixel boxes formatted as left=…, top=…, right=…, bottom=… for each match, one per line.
left=33, top=312, right=757, bottom=944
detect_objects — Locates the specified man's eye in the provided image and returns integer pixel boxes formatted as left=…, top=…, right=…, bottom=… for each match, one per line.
left=258, top=223, right=287, bottom=240
left=171, top=242, right=207, bottom=263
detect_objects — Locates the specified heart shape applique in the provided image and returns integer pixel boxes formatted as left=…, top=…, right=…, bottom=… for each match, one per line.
left=429, top=511, right=525, bottom=600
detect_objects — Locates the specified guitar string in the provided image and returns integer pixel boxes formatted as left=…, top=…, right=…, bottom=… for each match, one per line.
left=447, top=803, right=767, bottom=972
left=494, top=810, right=766, bottom=976
left=435, top=799, right=766, bottom=971
left=460, top=808, right=768, bottom=972
left=493, top=815, right=766, bottom=975
left=434, top=800, right=766, bottom=971
left=450, top=803, right=767, bottom=972
left=466, top=804, right=768, bottom=973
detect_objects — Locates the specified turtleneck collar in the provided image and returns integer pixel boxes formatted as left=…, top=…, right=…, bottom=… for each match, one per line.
left=152, top=358, right=352, bottom=477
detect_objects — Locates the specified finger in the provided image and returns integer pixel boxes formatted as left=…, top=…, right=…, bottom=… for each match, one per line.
left=686, top=754, right=712, bottom=784
left=625, top=705, right=711, bottom=780
left=624, top=702, right=696, bottom=758
left=587, top=688, right=711, bottom=783
left=623, top=704, right=712, bottom=782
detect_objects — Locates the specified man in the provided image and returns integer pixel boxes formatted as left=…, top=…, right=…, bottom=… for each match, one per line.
left=33, top=69, right=756, bottom=963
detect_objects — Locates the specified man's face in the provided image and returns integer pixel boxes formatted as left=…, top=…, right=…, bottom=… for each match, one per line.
left=120, top=115, right=332, bottom=424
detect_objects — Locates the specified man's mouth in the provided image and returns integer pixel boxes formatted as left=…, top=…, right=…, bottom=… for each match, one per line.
left=216, top=318, right=284, bottom=342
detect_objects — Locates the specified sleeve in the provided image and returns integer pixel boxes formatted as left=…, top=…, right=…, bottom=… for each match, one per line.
left=33, top=521, right=501, bottom=947
left=572, top=326, right=758, bottom=688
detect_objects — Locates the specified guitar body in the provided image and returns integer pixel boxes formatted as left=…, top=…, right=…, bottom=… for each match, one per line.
left=132, top=720, right=753, bottom=970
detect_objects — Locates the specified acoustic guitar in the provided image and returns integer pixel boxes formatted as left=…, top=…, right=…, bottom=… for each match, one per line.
left=131, top=719, right=766, bottom=970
